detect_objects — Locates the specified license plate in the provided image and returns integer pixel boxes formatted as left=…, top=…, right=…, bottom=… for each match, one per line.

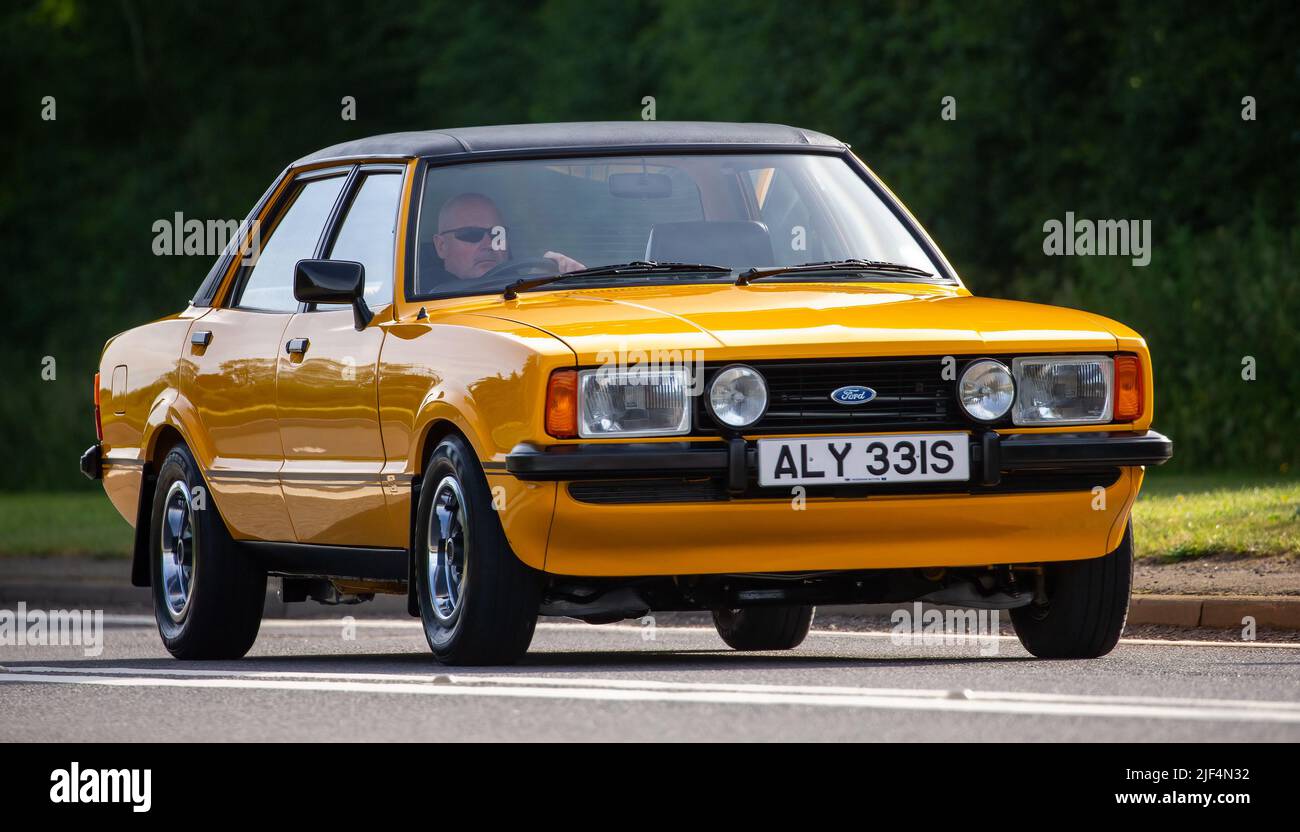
left=757, top=433, right=969, bottom=486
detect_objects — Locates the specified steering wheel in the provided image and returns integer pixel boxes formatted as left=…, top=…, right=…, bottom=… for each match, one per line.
left=481, top=257, right=560, bottom=281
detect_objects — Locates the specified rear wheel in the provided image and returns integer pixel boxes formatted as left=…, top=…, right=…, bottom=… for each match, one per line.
left=1011, top=523, right=1134, bottom=659
left=150, top=444, right=266, bottom=659
left=712, top=605, right=815, bottom=651
left=415, top=435, right=542, bottom=665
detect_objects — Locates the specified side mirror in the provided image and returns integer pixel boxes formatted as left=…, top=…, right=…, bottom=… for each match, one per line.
left=294, top=259, right=373, bottom=331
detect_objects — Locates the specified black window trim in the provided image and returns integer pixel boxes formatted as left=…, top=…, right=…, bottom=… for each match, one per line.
left=303, top=163, right=407, bottom=314
left=191, top=172, right=281, bottom=308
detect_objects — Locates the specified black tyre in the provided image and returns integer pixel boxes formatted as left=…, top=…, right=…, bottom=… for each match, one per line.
left=150, top=444, right=266, bottom=659
left=712, top=605, right=815, bottom=651
left=415, top=435, right=542, bottom=665
left=1011, top=523, right=1134, bottom=658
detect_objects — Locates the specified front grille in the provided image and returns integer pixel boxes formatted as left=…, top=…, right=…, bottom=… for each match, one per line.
left=694, top=357, right=979, bottom=435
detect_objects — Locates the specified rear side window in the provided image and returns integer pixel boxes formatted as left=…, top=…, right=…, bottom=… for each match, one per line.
left=234, top=175, right=346, bottom=312
left=326, top=173, right=402, bottom=308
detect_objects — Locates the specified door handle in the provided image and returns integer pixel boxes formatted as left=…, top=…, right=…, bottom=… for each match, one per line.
left=285, top=337, right=310, bottom=356
left=191, top=330, right=212, bottom=347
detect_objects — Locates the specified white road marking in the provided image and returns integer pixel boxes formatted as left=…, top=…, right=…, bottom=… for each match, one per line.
left=3, top=664, right=1299, bottom=723
left=1104, top=636, right=1300, bottom=649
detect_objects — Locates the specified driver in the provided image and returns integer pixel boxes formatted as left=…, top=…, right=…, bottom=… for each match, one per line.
left=432, top=193, right=585, bottom=281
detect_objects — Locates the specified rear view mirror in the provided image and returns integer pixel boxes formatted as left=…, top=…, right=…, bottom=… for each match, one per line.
left=608, top=172, right=673, bottom=199
left=294, top=259, right=373, bottom=330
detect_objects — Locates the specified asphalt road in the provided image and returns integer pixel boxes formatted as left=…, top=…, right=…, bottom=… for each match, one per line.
left=2, top=616, right=1298, bottom=742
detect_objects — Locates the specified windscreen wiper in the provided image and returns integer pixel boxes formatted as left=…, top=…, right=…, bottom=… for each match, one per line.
left=503, top=261, right=732, bottom=299
left=735, top=258, right=935, bottom=286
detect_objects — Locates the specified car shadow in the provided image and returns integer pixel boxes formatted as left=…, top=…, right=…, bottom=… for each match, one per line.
left=3, top=649, right=1030, bottom=675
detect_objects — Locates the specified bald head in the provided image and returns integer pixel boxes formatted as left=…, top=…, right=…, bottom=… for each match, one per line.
left=437, top=193, right=501, bottom=233
left=433, top=193, right=507, bottom=279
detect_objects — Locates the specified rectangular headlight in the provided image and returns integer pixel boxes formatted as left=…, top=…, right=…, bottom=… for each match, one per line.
left=577, top=367, right=691, bottom=438
left=1012, top=356, right=1114, bottom=425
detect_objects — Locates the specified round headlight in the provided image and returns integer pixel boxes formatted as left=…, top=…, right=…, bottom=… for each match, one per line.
left=708, top=364, right=768, bottom=428
left=958, top=359, right=1014, bottom=421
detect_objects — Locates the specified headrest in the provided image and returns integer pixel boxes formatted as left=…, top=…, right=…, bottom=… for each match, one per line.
left=417, top=240, right=441, bottom=293
left=645, top=221, right=774, bottom=268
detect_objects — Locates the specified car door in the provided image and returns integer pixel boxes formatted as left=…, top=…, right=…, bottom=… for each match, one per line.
left=183, top=169, right=349, bottom=541
left=276, top=166, right=405, bottom=546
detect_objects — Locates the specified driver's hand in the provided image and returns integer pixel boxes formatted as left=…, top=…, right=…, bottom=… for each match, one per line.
left=543, top=251, right=586, bottom=273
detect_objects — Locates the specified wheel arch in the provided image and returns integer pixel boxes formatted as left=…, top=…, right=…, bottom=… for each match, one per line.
left=129, top=413, right=219, bottom=588
left=405, top=416, right=479, bottom=617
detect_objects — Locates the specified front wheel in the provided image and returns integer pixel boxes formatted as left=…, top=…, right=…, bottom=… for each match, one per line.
left=1011, top=523, right=1135, bottom=659
left=712, top=605, right=815, bottom=651
left=415, top=436, right=542, bottom=665
left=150, top=444, right=266, bottom=659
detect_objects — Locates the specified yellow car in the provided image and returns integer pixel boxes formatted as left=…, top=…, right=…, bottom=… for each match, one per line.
left=82, top=122, right=1172, bottom=664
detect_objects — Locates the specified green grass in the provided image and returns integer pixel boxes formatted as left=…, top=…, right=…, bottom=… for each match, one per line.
left=1, top=474, right=1296, bottom=563
left=0, top=492, right=134, bottom=558
left=1134, top=472, right=1299, bottom=562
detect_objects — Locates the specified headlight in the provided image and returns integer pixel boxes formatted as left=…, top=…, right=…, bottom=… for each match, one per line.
left=1012, top=356, right=1114, bottom=425
left=577, top=367, right=691, bottom=437
left=707, top=364, right=768, bottom=428
left=958, top=359, right=1014, bottom=421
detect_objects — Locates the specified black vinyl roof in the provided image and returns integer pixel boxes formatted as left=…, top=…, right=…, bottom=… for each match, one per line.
left=294, top=121, right=846, bottom=164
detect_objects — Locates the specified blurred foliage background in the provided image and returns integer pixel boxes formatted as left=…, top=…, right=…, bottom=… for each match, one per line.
left=1, top=0, right=1296, bottom=490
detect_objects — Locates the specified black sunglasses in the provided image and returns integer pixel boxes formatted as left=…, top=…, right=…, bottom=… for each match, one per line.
left=438, top=225, right=506, bottom=244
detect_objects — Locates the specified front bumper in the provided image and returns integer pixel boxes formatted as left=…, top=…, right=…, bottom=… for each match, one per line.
left=505, top=431, right=1167, bottom=577
left=506, top=430, right=1173, bottom=487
